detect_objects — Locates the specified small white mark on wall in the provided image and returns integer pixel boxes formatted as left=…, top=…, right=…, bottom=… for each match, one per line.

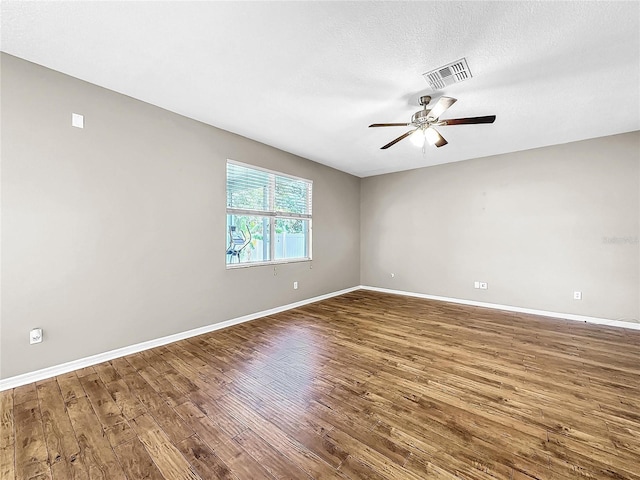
left=72, top=113, right=84, bottom=128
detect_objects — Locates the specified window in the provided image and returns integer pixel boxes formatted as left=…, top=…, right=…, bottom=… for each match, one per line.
left=226, top=160, right=312, bottom=266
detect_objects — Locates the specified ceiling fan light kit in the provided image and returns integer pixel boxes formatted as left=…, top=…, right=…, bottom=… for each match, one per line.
left=369, top=93, right=496, bottom=150
left=409, top=127, right=443, bottom=148
left=424, top=127, right=444, bottom=146
left=410, top=129, right=427, bottom=147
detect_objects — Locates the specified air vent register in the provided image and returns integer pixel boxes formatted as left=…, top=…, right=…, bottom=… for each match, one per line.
left=423, top=58, right=472, bottom=90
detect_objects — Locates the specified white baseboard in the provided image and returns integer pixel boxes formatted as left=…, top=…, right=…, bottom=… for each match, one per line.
left=0, top=286, right=360, bottom=391
left=360, top=285, right=640, bottom=331
left=3, top=284, right=636, bottom=391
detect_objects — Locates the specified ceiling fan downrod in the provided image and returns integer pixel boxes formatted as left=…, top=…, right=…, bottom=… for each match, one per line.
left=411, top=96, right=432, bottom=125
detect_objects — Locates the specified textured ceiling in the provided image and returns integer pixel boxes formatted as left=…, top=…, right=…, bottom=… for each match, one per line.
left=1, top=1, right=639, bottom=177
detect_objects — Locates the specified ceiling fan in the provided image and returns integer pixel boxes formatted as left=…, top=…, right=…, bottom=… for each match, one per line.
left=369, top=95, right=496, bottom=149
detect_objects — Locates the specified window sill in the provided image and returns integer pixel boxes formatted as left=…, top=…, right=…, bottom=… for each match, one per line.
left=226, top=258, right=312, bottom=270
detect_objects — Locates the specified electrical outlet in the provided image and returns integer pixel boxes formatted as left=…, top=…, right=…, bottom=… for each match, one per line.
left=30, top=328, right=43, bottom=344
left=474, top=281, right=480, bottom=289
left=479, top=282, right=488, bottom=290
left=573, top=291, right=582, bottom=300
left=293, top=281, right=298, bottom=290
left=390, top=273, right=395, bottom=278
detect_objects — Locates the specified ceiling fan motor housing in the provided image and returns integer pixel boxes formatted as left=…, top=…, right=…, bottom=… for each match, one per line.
left=412, top=109, right=431, bottom=125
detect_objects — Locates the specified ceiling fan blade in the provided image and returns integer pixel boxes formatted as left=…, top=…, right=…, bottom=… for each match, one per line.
left=426, top=96, right=457, bottom=121
left=369, top=123, right=411, bottom=127
left=425, top=127, right=448, bottom=148
left=381, top=129, right=416, bottom=149
left=440, top=115, right=496, bottom=126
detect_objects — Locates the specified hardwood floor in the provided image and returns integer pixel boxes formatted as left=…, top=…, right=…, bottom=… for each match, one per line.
left=2, top=290, right=640, bottom=479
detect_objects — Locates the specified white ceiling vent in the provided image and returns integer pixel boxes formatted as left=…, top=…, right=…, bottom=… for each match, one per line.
left=423, top=58, right=472, bottom=90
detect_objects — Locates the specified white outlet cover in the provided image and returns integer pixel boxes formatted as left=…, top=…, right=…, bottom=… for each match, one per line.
left=474, top=281, right=480, bottom=289
left=480, top=282, right=488, bottom=290
left=30, top=328, right=43, bottom=344
left=293, top=281, right=298, bottom=289
left=574, top=291, right=582, bottom=300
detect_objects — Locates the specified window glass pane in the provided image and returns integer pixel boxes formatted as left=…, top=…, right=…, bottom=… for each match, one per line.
left=275, top=175, right=311, bottom=215
left=226, top=163, right=271, bottom=212
left=274, top=218, right=309, bottom=260
left=226, top=215, right=271, bottom=264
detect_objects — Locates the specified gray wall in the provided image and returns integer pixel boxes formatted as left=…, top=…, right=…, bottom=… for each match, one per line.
left=361, top=132, right=639, bottom=323
left=1, top=53, right=361, bottom=379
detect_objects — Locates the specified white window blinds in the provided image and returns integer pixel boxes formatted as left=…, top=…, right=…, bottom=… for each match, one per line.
left=226, top=161, right=312, bottom=218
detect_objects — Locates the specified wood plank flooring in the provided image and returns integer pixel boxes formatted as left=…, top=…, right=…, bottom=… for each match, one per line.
left=1, top=290, right=640, bottom=479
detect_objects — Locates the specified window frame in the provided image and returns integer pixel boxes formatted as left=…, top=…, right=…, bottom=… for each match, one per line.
left=226, top=159, right=313, bottom=268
